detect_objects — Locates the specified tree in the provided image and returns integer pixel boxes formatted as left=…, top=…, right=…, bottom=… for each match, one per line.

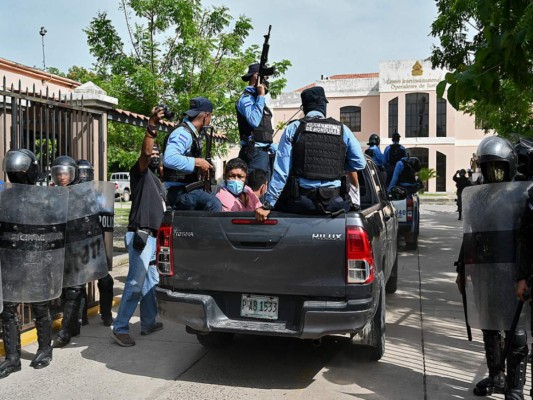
left=430, top=0, right=533, bottom=138
left=82, top=0, right=290, bottom=171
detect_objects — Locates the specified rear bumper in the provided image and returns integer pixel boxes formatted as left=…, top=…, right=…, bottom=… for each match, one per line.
left=156, top=287, right=376, bottom=339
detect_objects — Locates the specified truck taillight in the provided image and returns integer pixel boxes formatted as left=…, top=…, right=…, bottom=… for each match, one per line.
left=346, top=226, right=375, bottom=284
left=157, top=223, right=173, bottom=276
left=406, top=197, right=414, bottom=222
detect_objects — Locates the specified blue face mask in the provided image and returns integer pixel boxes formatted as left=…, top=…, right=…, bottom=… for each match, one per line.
left=226, top=179, right=245, bottom=196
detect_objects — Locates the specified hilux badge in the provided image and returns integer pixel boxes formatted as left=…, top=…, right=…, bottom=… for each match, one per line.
left=312, top=233, right=343, bottom=240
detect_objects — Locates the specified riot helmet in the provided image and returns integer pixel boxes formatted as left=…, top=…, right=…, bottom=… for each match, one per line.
left=76, top=159, right=94, bottom=183
left=368, top=134, right=380, bottom=146
left=51, top=155, right=77, bottom=186
left=407, top=157, right=421, bottom=173
left=477, top=136, right=517, bottom=183
left=3, top=148, right=40, bottom=184
left=514, top=137, right=533, bottom=177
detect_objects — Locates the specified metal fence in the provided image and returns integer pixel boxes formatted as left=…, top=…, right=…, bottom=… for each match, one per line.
left=1, top=77, right=107, bottom=330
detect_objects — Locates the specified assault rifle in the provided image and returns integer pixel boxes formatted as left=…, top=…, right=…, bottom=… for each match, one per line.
left=258, top=25, right=275, bottom=85
left=203, top=125, right=214, bottom=193
left=454, top=244, right=472, bottom=341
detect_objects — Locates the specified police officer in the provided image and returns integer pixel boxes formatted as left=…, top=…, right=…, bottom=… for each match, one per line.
left=456, top=136, right=528, bottom=399
left=387, top=156, right=422, bottom=194
left=255, top=86, right=366, bottom=221
left=73, top=160, right=115, bottom=328
left=453, top=169, right=472, bottom=220
left=0, top=149, right=53, bottom=378
left=51, top=156, right=86, bottom=347
left=366, top=134, right=385, bottom=169
left=383, top=131, right=407, bottom=185
left=162, top=97, right=221, bottom=211
left=236, top=62, right=275, bottom=181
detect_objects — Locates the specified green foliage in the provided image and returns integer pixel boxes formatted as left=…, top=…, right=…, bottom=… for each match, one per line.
left=430, top=0, right=533, bottom=138
left=418, top=167, right=437, bottom=182
left=82, top=0, right=290, bottom=172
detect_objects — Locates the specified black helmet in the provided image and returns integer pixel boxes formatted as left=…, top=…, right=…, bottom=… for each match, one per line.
left=392, top=132, right=401, bottom=142
left=3, top=148, right=40, bottom=184
left=51, top=155, right=77, bottom=186
left=76, top=159, right=94, bottom=183
left=514, top=137, right=533, bottom=177
left=477, top=136, right=517, bottom=183
left=368, top=134, right=380, bottom=146
left=407, top=157, right=421, bottom=172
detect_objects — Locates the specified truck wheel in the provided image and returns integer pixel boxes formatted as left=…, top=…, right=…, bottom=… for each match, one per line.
left=404, top=232, right=418, bottom=250
left=366, top=288, right=386, bottom=361
left=385, top=254, right=398, bottom=294
left=122, top=189, right=130, bottom=202
left=196, top=332, right=235, bottom=348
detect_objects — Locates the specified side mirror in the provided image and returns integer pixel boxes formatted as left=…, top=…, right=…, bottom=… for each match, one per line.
left=388, top=186, right=408, bottom=201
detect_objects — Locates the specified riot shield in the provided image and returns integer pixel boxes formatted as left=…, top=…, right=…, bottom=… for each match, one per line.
left=96, top=182, right=115, bottom=271
left=63, top=182, right=109, bottom=287
left=462, top=181, right=532, bottom=330
left=0, top=183, right=69, bottom=302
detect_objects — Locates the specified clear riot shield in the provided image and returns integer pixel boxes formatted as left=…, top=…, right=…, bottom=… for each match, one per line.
left=63, top=182, right=109, bottom=287
left=0, top=183, right=69, bottom=302
left=96, top=182, right=115, bottom=271
left=462, top=181, right=532, bottom=330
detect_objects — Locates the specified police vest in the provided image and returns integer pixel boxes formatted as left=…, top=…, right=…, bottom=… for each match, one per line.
left=292, top=117, right=346, bottom=181
left=399, top=160, right=417, bottom=185
left=388, top=144, right=406, bottom=166
left=162, top=123, right=202, bottom=183
left=236, top=92, right=274, bottom=144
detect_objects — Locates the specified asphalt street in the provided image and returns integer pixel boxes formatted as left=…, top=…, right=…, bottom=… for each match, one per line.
left=1, top=203, right=530, bottom=399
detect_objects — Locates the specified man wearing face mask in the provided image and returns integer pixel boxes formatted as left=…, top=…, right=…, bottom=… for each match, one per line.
left=216, top=158, right=261, bottom=212
left=111, top=107, right=166, bottom=347
left=236, top=62, right=275, bottom=182
left=163, top=97, right=221, bottom=211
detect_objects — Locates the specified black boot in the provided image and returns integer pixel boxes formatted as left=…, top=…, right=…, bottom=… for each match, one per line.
left=79, top=285, right=89, bottom=326
left=30, top=316, right=53, bottom=369
left=474, top=331, right=506, bottom=396
left=54, top=288, right=82, bottom=347
left=0, top=306, right=22, bottom=379
left=504, top=332, right=527, bottom=400
left=98, top=274, right=114, bottom=327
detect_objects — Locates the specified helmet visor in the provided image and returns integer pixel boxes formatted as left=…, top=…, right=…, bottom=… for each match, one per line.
left=484, top=162, right=507, bottom=183
left=51, top=165, right=75, bottom=186
left=77, top=166, right=94, bottom=182
left=3, top=151, right=32, bottom=173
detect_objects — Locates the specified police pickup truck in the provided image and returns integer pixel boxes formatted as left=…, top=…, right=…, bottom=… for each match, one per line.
left=155, top=158, right=404, bottom=361
left=392, top=192, right=420, bottom=250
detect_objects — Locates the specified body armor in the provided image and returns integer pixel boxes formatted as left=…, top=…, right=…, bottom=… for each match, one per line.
left=236, top=93, right=274, bottom=144
left=398, top=160, right=417, bottom=185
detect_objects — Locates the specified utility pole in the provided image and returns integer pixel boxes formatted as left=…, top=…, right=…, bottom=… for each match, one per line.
left=40, top=26, right=47, bottom=70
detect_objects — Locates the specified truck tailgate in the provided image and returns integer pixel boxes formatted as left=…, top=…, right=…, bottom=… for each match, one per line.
left=169, top=211, right=347, bottom=297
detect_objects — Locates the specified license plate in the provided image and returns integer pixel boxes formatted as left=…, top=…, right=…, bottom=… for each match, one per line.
left=393, top=200, right=407, bottom=222
left=240, top=294, right=279, bottom=320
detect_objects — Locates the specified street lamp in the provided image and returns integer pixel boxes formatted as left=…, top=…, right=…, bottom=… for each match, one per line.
left=40, top=26, right=47, bottom=70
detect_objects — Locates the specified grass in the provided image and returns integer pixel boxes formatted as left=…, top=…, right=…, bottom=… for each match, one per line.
left=114, top=201, right=131, bottom=227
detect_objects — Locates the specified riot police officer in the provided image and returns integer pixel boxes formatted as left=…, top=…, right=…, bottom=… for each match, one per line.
left=387, top=156, right=423, bottom=194
left=0, top=149, right=53, bottom=378
left=52, top=156, right=85, bottom=347
left=255, top=86, right=366, bottom=221
left=366, top=134, right=385, bottom=169
left=456, top=136, right=528, bottom=399
left=383, top=131, right=407, bottom=185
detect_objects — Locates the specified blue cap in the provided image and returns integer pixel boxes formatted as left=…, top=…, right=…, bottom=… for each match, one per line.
left=184, top=97, right=213, bottom=118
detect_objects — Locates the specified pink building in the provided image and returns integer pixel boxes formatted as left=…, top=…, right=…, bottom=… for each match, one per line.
left=270, top=60, right=490, bottom=193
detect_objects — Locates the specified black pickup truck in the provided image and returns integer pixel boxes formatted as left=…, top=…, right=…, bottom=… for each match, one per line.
left=155, top=158, right=403, bottom=360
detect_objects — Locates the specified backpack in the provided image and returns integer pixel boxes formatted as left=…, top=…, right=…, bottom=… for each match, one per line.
left=388, top=144, right=406, bottom=165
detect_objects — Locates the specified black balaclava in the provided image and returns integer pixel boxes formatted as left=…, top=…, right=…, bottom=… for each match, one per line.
left=301, top=86, right=328, bottom=116
left=149, top=144, right=161, bottom=173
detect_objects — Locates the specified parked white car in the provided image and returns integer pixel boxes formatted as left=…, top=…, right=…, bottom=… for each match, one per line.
left=110, top=172, right=131, bottom=202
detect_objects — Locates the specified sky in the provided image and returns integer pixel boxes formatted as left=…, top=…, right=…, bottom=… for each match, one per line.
left=0, top=0, right=440, bottom=92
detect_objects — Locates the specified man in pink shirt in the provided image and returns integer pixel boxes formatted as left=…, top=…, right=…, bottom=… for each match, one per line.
left=216, top=158, right=261, bottom=212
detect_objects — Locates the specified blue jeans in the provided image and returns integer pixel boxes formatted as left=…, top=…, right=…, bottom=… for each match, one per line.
left=172, top=188, right=221, bottom=211
left=113, top=232, right=159, bottom=334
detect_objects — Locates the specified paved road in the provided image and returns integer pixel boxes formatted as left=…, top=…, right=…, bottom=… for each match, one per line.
left=1, top=204, right=530, bottom=399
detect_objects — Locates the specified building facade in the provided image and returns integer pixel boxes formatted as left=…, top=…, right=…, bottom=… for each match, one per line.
left=270, top=60, right=490, bottom=193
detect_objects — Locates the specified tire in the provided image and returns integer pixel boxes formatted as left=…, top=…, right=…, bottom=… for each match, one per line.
left=122, top=189, right=131, bottom=202
left=385, top=254, right=398, bottom=294
left=366, top=288, right=386, bottom=361
left=196, top=332, right=235, bottom=349
left=404, top=231, right=418, bottom=250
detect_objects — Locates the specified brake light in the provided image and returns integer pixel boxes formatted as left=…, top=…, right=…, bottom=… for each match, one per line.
left=346, top=226, right=375, bottom=284
left=156, top=223, right=173, bottom=276
left=406, top=197, right=414, bottom=222
left=232, top=219, right=278, bottom=225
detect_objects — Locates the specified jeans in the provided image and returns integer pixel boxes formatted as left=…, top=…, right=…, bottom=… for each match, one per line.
left=276, top=193, right=350, bottom=215
left=239, top=146, right=271, bottom=181
left=113, top=232, right=159, bottom=334
left=171, top=188, right=221, bottom=211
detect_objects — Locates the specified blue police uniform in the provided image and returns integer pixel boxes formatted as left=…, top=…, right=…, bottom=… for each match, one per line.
left=367, top=144, right=385, bottom=167
left=387, top=157, right=419, bottom=193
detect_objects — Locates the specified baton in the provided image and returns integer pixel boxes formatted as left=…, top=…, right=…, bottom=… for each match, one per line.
left=500, top=290, right=528, bottom=371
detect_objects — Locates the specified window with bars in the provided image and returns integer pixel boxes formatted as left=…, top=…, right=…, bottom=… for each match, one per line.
left=340, top=106, right=361, bottom=132
left=388, top=97, right=398, bottom=137
left=437, top=97, right=447, bottom=137
left=405, top=93, right=429, bottom=137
